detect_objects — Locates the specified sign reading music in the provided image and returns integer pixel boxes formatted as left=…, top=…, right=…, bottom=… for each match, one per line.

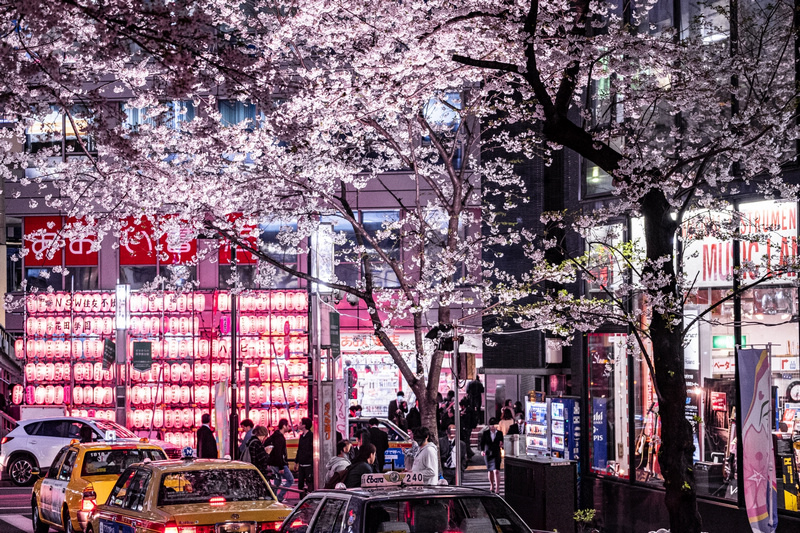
left=682, top=200, right=798, bottom=287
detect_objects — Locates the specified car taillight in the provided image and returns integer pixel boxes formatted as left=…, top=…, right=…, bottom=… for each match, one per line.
left=290, top=520, right=304, bottom=528
left=81, top=484, right=97, bottom=512
left=259, top=521, right=283, bottom=532
left=163, top=523, right=196, bottom=533
left=209, top=496, right=226, bottom=506
left=0, top=437, right=12, bottom=445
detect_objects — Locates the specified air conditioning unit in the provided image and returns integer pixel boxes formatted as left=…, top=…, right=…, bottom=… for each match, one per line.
left=545, top=338, right=563, bottom=365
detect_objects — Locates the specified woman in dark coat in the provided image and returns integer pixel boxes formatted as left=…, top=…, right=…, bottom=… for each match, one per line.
left=345, top=443, right=376, bottom=488
left=248, top=426, right=273, bottom=482
left=479, top=418, right=504, bottom=493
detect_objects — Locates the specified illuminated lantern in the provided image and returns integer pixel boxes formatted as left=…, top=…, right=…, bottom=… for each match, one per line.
left=35, top=318, right=46, bottom=337
left=171, top=385, right=181, bottom=404
left=91, top=386, right=101, bottom=405
left=164, top=294, right=176, bottom=312
left=34, top=362, right=45, bottom=382
left=179, top=386, right=190, bottom=404
left=53, top=363, right=63, bottom=382
left=273, top=292, right=285, bottom=311
left=35, top=295, right=46, bottom=313
left=181, top=408, right=192, bottom=428
left=151, top=316, right=161, bottom=335
left=194, top=294, right=206, bottom=311
left=44, top=363, right=55, bottom=381
left=220, top=363, right=230, bottom=381
left=25, top=318, right=36, bottom=336
left=178, top=340, right=189, bottom=359
left=248, top=385, right=258, bottom=404
left=197, top=385, right=209, bottom=404
left=44, top=317, right=55, bottom=336
left=151, top=340, right=162, bottom=358
left=34, top=386, right=45, bottom=405
left=216, top=292, right=230, bottom=312
left=169, top=363, right=180, bottom=383
left=179, top=363, right=190, bottom=382
left=82, top=338, right=93, bottom=359
left=105, top=387, right=114, bottom=405
left=173, top=294, right=185, bottom=313
left=132, top=386, right=142, bottom=405
left=256, top=295, right=268, bottom=312
left=169, top=340, right=180, bottom=359
left=74, top=363, right=85, bottom=382
left=42, top=341, right=54, bottom=359
left=25, top=295, right=36, bottom=314
left=258, top=385, right=268, bottom=404
left=25, top=386, right=35, bottom=404
left=63, top=386, right=71, bottom=404
left=43, top=385, right=54, bottom=404
left=103, top=366, right=113, bottom=381
left=92, top=362, right=102, bottom=382
left=73, top=317, right=85, bottom=335
left=211, top=363, right=220, bottom=382
left=200, top=363, right=210, bottom=382
left=73, top=293, right=86, bottom=312
left=143, top=409, right=153, bottom=428
left=154, top=409, right=164, bottom=428
left=144, top=386, right=154, bottom=405
left=164, top=410, right=174, bottom=428
left=12, top=385, right=23, bottom=405
left=167, top=317, right=177, bottom=335
left=25, top=364, right=35, bottom=382
left=133, top=410, right=144, bottom=428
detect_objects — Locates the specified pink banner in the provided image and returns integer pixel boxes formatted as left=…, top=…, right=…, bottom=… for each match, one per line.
left=738, top=348, right=777, bottom=533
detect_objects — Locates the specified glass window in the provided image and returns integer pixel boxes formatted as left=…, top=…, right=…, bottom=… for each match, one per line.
left=119, top=266, right=158, bottom=290
left=280, top=498, right=322, bottom=533
left=219, top=100, right=258, bottom=128
left=157, top=469, right=273, bottom=505
left=47, top=448, right=68, bottom=478
left=123, top=101, right=195, bottom=131
left=81, top=448, right=166, bottom=476
left=57, top=450, right=78, bottom=481
left=122, top=470, right=152, bottom=512
left=587, top=333, right=629, bottom=479
left=25, top=268, right=63, bottom=291
left=93, top=420, right=138, bottom=439
left=63, top=266, right=98, bottom=290
left=25, top=105, right=96, bottom=156
left=584, top=223, right=625, bottom=299
left=310, top=498, right=346, bottom=533
left=32, top=420, right=67, bottom=438
left=363, top=211, right=400, bottom=288
left=107, top=468, right=137, bottom=508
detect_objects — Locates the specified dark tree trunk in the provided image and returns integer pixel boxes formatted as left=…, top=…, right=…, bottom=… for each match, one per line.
left=641, top=189, right=702, bottom=533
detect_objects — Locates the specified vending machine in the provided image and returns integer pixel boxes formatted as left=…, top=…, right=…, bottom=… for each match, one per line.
left=525, top=399, right=549, bottom=454
left=548, top=396, right=581, bottom=462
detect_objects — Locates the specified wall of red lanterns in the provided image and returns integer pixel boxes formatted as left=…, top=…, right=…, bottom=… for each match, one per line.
left=13, top=290, right=310, bottom=449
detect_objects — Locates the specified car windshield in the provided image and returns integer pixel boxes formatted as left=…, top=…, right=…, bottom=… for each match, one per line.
left=365, top=496, right=528, bottom=533
left=81, top=448, right=166, bottom=476
left=157, top=469, right=273, bottom=506
left=94, top=420, right=137, bottom=439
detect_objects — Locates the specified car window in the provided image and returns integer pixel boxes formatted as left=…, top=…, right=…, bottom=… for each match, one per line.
left=33, top=421, right=67, bottom=437
left=122, top=470, right=152, bottom=512
left=107, top=468, right=137, bottom=508
left=58, top=450, right=78, bottom=481
left=81, top=448, right=167, bottom=476
left=157, top=469, right=273, bottom=506
left=310, top=498, right=346, bottom=533
left=93, top=420, right=137, bottom=439
left=280, top=497, right=323, bottom=533
left=47, top=448, right=68, bottom=478
left=66, top=421, right=96, bottom=440
left=24, top=422, right=41, bottom=435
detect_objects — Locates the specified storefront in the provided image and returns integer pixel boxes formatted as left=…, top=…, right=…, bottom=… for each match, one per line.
left=586, top=199, right=800, bottom=532
left=11, top=289, right=310, bottom=449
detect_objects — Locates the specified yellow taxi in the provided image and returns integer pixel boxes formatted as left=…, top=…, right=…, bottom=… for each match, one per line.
left=31, top=440, right=167, bottom=533
left=85, top=454, right=293, bottom=533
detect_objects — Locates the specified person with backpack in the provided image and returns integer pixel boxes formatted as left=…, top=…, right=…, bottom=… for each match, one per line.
left=324, top=440, right=352, bottom=487
left=265, top=419, right=293, bottom=502
left=246, top=426, right=272, bottom=481
left=238, top=419, right=254, bottom=459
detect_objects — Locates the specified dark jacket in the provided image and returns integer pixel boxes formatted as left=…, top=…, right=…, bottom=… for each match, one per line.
left=296, top=431, right=314, bottom=465
left=479, top=428, right=503, bottom=461
left=438, top=436, right=467, bottom=469
left=248, top=437, right=271, bottom=478
left=265, top=430, right=288, bottom=468
left=507, top=423, right=521, bottom=435
left=344, top=461, right=373, bottom=488
left=406, top=407, right=421, bottom=430
left=196, top=425, right=218, bottom=459
left=368, top=426, right=389, bottom=468
left=388, top=400, right=407, bottom=423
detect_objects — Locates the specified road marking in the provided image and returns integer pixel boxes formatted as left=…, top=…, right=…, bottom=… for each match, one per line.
left=0, top=513, right=32, bottom=532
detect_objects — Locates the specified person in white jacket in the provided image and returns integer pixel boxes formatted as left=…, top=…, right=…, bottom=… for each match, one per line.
left=325, top=440, right=352, bottom=485
left=410, top=427, right=439, bottom=486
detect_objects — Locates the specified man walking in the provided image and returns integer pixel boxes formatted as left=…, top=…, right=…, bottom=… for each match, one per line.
left=238, top=418, right=254, bottom=459
left=388, top=391, right=407, bottom=425
left=196, top=413, right=218, bottom=459
left=367, top=418, right=389, bottom=473
left=295, top=417, right=314, bottom=492
left=439, top=424, right=467, bottom=485
left=265, top=419, right=294, bottom=502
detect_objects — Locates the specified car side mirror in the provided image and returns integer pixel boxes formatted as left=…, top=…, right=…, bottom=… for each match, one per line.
left=31, top=467, right=44, bottom=478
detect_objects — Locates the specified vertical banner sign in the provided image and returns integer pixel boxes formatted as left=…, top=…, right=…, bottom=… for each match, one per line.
left=738, top=348, right=778, bottom=533
left=591, top=397, right=608, bottom=472
left=329, top=312, right=340, bottom=358
left=131, top=342, right=153, bottom=372
left=334, top=377, right=347, bottom=438
left=214, top=380, right=229, bottom=458
left=102, top=340, right=116, bottom=371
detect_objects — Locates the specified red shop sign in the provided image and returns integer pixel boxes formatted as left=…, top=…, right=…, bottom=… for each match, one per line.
left=24, top=216, right=63, bottom=267
left=65, top=217, right=98, bottom=266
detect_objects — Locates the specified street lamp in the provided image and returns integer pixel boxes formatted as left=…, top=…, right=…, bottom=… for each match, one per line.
left=115, top=283, right=130, bottom=427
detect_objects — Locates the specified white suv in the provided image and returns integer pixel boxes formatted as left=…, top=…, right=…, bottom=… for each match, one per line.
left=0, top=417, right=180, bottom=486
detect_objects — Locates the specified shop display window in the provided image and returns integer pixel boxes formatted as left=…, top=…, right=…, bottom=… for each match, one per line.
left=588, top=333, right=629, bottom=478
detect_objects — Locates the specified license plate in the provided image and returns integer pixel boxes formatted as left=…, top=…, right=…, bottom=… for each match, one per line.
left=215, top=522, right=255, bottom=533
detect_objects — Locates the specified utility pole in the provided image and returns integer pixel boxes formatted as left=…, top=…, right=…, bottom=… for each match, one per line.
left=229, top=244, right=239, bottom=459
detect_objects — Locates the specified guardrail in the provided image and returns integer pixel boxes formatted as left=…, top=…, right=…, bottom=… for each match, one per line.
left=0, top=411, right=17, bottom=438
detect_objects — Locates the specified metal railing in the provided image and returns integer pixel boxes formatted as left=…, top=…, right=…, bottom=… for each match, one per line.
left=0, top=411, right=17, bottom=438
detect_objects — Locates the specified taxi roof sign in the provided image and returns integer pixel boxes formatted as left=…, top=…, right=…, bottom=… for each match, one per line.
left=361, top=471, right=425, bottom=488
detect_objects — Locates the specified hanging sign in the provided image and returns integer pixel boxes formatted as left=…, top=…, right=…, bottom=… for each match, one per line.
left=330, top=312, right=340, bottom=358
left=102, top=340, right=116, bottom=371
left=132, top=342, right=153, bottom=372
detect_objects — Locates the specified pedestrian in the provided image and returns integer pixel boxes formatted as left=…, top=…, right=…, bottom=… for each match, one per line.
left=396, top=401, right=408, bottom=431
left=325, top=440, right=352, bottom=485
left=264, top=418, right=293, bottom=502
left=514, top=401, right=524, bottom=416
left=345, top=443, right=376, bottom=488
left=404, top=428, right=420, bottom=470
left=498, top=407, right=515, bottom=435
left=410, top=426, right=439, bottom=486
left=247, top=425, right=272, bottom=480
left=480, top=417, right=504, bottom=493
left=295, top=417, right=314, bottom=492
left=467, top=376, right=484, bottom=412
left=438, top=424, right=467, bottom=486
left=238, top=418, right=254, bottom=458
left=196, top=413, right=218, bottom=459
left=368, top=418, right=389, bottom=473
left=388, top=391, right=407, bottom=425
left=406, top=399, right=421, bottom=430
